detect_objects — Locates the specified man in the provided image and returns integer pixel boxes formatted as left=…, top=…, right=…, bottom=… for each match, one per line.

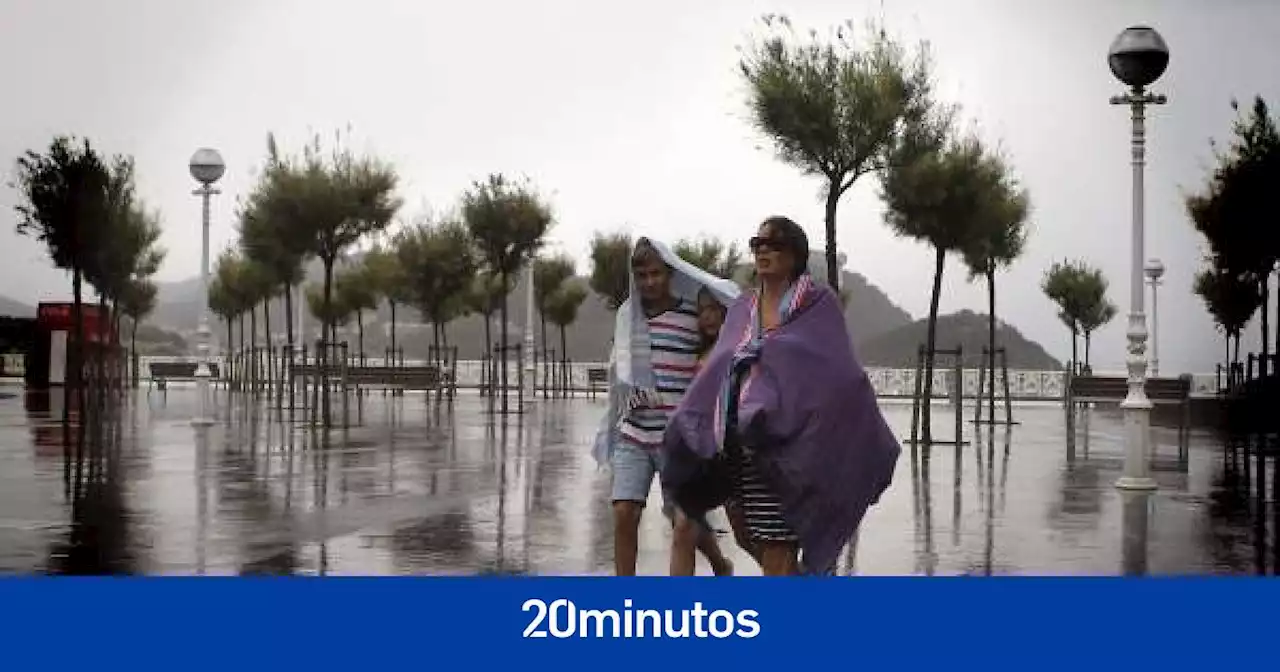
left=605, top=239, right=733, bottom=576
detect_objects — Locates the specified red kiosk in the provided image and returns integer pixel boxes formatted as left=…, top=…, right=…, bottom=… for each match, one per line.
left=32, top=302, right=117, bottom=388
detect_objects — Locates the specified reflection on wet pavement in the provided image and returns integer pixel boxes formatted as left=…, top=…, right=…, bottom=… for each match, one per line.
left=0, top=387, right=1276, bottom=575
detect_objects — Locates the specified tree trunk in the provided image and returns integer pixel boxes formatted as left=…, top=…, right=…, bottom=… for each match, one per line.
left=263, top=296, right=273, bottom=395
left=321, top=257, right=334, bottom=426
left=1070, top=327, right=1078, bottom=374
left=66, top=267, right=84, bottom=495
left=921, top=247, right=945, bottom=445
left=540, top=314, right=548, bottom=366
left=249, top=305, right=258, bottom=395
left=284, top=284, right=295, bottom=360
left=131, top=320, right=139, bottom=389
left=483, top=311, right=493, bottom=397
left=1234, top=333, right=1241, bottom=366
left=986, top=268, right=997, bottom=426
left=823, top=179, right=841, bottom=294
left=1262, top=282, right=1271, bottom=378
left=237, top=314, right=245, bottom=390
left=356, top=310, right=364, bottom=366
left=389, top=301, right=398, bottom=365
left=1084, top=332, right=1092, bottom=368
left=500, top=271, right=510, bottom=414
left=560, top=323, right=569, bottom=397
left=225, top=319, right=234, bottom=387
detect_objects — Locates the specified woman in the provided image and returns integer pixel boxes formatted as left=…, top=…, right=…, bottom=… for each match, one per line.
left=663, top=216, right=901, bottom=575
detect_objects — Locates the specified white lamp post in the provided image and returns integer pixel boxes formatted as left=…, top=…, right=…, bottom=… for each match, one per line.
left=1145, top=258, right=1165, bottom=377
left=1108, top=26, right=1168, bottom=491
left=189, top=148, right=225, bottom=427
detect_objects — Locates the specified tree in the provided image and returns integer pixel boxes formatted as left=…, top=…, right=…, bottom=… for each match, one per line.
left=1043, top=260, right=1085, bottom=368
left=468, top=269, right=514, bottom=365
left=13, top=136, right=112, bottom=447
left=212, top=250, right=252, bottom=385
left=1194, top=265, right=1262, bottom=367
left=881, top=130, right=996, bottom=444
left=673, top=236, right=744, bottom=280
left=362, top=240, right=410, bottom=361
left=588, top=231, right=632, bottom=310
left=305, top=282, right=351, bottom=339
left=397, top=217, right=479, bottom=355
left=1187, top=96, right=1280, bottom=369
left=462, top=174, right=553, bottom=414
left=533, top=254, right=576, bottom=355
left=336, top=265, right=378, bottom=363
left=208, top=267, right=240, bottom=383
left=238, top=140, right=307, bottom=367
left=739, top=15, right=945, bottom=293
left=266, top=132, right=401, bottom=419
left=543, top=280, right=589, bottom=385
left=960, top=150, right=1029, bottom=423
left=119, top=278, right=158, bottom=387
left=1076, top=284, right=1117, bottom=368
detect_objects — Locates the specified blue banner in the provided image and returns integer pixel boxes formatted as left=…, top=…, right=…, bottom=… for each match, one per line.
left=0, top=578, right=1270, bottom=670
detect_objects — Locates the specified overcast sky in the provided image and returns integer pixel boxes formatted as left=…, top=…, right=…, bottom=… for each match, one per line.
left=1, top=0, right=1276, bottom=374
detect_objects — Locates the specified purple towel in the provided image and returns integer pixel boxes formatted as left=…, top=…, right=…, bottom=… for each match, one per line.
left=662, top=282, right=901, bottom=574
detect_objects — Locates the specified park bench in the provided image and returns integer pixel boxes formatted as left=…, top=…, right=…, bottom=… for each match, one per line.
left=587, top=367, right=608, bottom=398
left=292, top=364, right=442, bottom=391
left=1069, top=374, right=1192, bottom=459
left=148, top=361, right=221, bottom=392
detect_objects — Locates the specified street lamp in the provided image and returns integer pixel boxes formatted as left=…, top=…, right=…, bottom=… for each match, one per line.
left=189, top=147, right=225, bottom=427
left=1108, top=25, right=1168, bottom=491
left=1145, top=258, right=1165, bottom=377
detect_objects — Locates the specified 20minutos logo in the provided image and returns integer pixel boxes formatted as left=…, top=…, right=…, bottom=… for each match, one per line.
left=522, top=599, right=760, bottom=639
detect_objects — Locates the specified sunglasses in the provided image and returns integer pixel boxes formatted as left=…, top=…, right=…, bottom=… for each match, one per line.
left=749, top=236, right=787, bottom=253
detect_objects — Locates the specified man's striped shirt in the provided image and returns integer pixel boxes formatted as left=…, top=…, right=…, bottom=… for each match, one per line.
left=619, top=299, right=701, bottom=450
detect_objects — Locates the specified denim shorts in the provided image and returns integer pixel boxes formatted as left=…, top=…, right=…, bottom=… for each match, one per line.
left=610, top=441, right=712, bottom=533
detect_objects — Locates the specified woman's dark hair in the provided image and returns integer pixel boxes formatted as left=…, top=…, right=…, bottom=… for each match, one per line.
left=760, top=215, right=809, bottom=280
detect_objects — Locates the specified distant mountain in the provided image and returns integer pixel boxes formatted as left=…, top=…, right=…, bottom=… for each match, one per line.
left=854, top=309, right=1062, bottom=370
left=0, top=295, right=35, bottom=318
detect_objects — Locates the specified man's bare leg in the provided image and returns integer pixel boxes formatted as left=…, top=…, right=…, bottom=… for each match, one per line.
left=613, top=500, right=644, bottom=576
left=671, top=510, right=733, bottom=576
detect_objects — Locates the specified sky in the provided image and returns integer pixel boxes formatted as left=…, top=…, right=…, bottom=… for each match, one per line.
left=1, top=0, right=1277, bottom=375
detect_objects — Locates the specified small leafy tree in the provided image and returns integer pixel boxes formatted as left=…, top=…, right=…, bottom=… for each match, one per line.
left=468, top=269, right=514, bottom=361
left=673, top=236, right=744, bottom=279
left=544, top=280, right=589, bottom=387
left=533, top=254, right=576, bottom=354
left=960, top=150, right=1029, bottom=422
left=397, top=217, right=479, bottom=355
left=13, top=136, right=112, bottom=442
left=588, top=231, right=633, bottom=310
left=462, top=174, right=553, bottom=414
left=739, top=15, right=944, bottom=292
left=362, top=240, right=410, bottom=360
left=1193, top=265, right=1262, bottom=367
left=1076, top=283, right=1117, bottom=368
left=119, top=278, right=158, bottom=386
left=1043, top=260, right=1089, bottom=369
left=881, top=130, right=997, bottom=443
left=336, top=265, right=378, bottom=363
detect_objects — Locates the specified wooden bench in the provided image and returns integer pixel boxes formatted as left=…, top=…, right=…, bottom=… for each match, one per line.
left=292, top=364, right=442, bottom=390
left=148, top=361, right=222, bottom=392
left=1068, top=374, right=1192, bottom=461
left=587, top=367, right=608, bottom=398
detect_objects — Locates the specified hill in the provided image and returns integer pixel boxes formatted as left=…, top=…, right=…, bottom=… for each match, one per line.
left=854, top=309, right=1062, bottom=370
left=150, top=252, right=915, bottom=362
left=0, top=295, right=35, bottom=318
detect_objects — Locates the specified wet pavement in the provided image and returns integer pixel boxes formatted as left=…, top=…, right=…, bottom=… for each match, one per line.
left=0, top=384, right=1276, bottom=575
